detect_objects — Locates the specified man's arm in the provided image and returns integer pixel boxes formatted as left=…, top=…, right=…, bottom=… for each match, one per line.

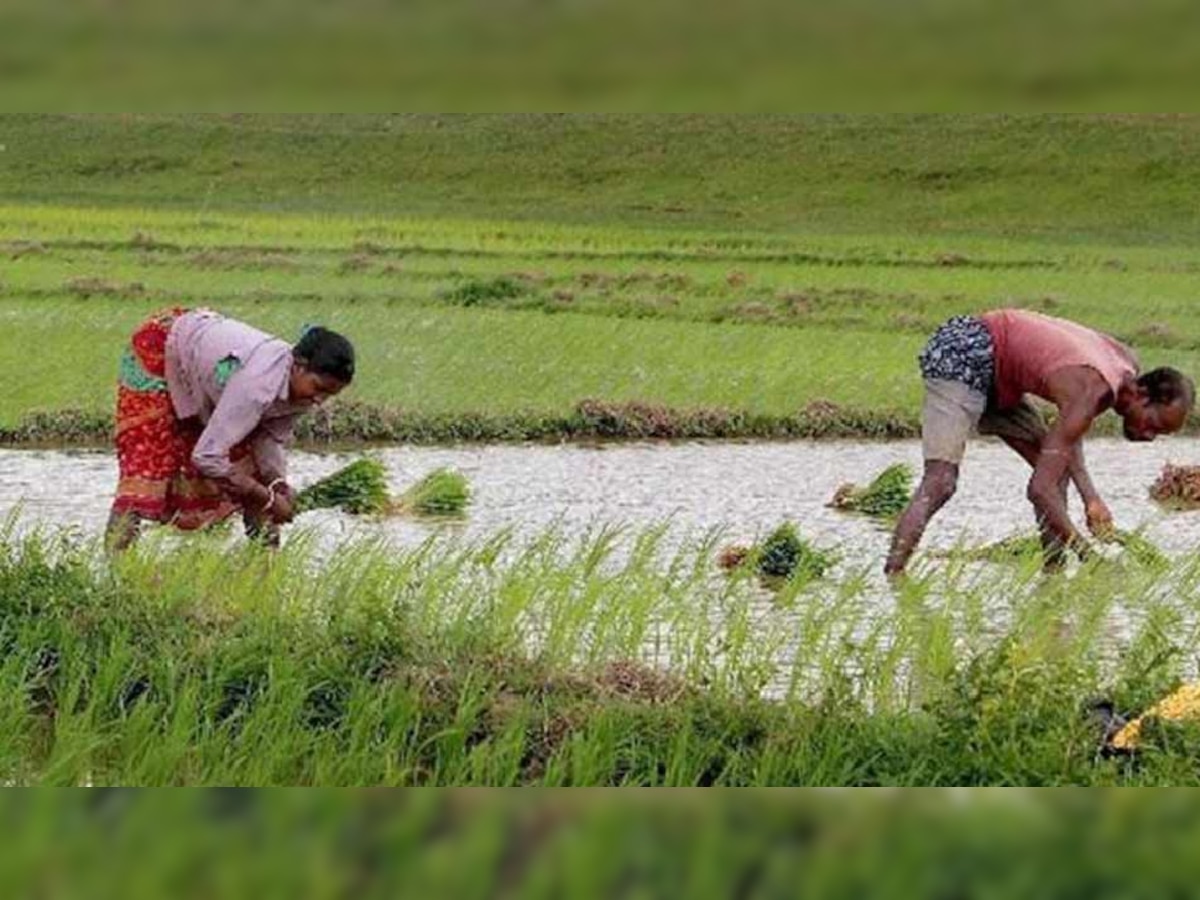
left=1069, top=442, right=1114, bottom=535
left=1031, top=369, right=1110, bottom=550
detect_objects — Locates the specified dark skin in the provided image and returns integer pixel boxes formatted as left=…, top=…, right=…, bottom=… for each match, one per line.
left=885, top=367, right=1189, bottom=578
left=105, top=359, right=348, bottom=551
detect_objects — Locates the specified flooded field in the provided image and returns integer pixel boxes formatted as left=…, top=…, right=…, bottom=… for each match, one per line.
left=3, top=436, right=1198, bottom=570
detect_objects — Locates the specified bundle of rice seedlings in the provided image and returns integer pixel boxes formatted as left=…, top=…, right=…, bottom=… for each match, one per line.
left=828, top=463, right=913, bottom=519
left=1107, top=530, right=1170, bottom=570
left=717, top=523, right=835, bottom=584
left=936, top=530, right=1167, bottom=568
left=1150, top=463, right=1200, bottom=510
left=293, top=460, right=471, bottom=518
left=935, top=533, right=1045, bottom=563
left=294, top=458, right=391, bottom=515
left=393, top=468, right=471, bottom=516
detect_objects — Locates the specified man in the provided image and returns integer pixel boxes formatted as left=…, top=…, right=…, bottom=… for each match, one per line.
left=885, top=309, right=1194, bottom=576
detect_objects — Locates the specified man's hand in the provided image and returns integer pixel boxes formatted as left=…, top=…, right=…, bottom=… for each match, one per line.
left=1085, top=497, right=1115, bottom=539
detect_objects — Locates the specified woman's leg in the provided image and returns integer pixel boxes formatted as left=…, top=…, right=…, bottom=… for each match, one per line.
left=109, top=309, right=191, bottom=549
left=105, top=510, right=143, bottom=552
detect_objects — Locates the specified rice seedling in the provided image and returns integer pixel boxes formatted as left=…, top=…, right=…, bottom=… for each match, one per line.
left=443, top=276, right=527, bottom=307
left=1106, top=530, right=1170, bottom=570
left=935, top=533, right=1046, bottom=563
left=294, top=460, right=472, bottom=518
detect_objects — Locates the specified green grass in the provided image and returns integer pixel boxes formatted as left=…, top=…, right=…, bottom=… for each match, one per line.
left=2, top=523, right=1200, bottom=786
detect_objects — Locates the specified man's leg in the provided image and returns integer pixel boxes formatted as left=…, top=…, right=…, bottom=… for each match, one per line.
left=886, top=460, right=960, bottom=576
left=980, top=402, right=1070, bottom=569
left=885, top=379, right=984, bottom=576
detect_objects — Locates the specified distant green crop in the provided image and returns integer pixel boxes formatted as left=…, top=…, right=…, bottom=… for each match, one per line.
left=444, top=277, right=526, bottom=306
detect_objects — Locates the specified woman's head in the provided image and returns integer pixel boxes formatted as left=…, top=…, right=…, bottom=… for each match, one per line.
left=290, top=326, right=355, bottom=406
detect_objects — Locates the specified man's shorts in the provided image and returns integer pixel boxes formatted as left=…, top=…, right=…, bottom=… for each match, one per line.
left=922, top=379, right=1049, bottom=465
left=918, top=315, right=1048, bottom=464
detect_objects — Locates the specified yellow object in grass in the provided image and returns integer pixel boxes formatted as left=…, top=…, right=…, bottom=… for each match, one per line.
left=1110, top=683, right=1200, bottom=751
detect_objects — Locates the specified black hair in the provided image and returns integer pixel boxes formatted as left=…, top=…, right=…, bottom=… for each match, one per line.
left=295, top=326, right=355, bottom=383
left=1138, top=366, right=1195, bottom=409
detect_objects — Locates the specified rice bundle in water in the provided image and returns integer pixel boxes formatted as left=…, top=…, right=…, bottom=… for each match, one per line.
left=395, top=468, right=471, bottom=516
left=294, top=461, right=472, bottom=517
left=828, top=463, right=913, bottom=519
left=717, top=523, right=835, bottom=584
left=938, top=533, right=1044, bottom=563
left=938, top=530, right=1167, bottom=569
left=1150, top=463, right=1200, bottom=510
left=1108, top=530, right=1169, bottom=569
left=295, top=458, right=390, bottom=514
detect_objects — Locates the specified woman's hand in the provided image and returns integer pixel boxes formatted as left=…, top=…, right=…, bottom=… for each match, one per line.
left=266, top=482, right=296, bottom=525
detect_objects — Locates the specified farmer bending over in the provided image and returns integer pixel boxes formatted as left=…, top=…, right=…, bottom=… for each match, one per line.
left=885, top=309, right=1193, bottom=576
left=106, top=308, right=355, bottom=550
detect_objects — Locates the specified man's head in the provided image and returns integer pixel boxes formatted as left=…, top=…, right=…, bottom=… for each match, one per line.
left=290, top=326, right=355, bottom=407
left=1120, top=367, right=1194, bottom=441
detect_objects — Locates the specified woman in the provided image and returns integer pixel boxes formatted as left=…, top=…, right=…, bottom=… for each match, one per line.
left=106, top=307, right=355, bottom=549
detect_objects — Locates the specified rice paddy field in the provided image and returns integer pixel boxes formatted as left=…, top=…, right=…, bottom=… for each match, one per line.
left=5, top=114, right=1200, bottom=787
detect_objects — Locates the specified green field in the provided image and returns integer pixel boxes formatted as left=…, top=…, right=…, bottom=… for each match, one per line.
left=4, top=115, right=1200, bottom=441
left=3, top=525, right=1200, bottom=786
left=10, top=115, right=1200, bottom=790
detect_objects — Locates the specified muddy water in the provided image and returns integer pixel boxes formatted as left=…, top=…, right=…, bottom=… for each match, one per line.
left=2, top=437, right=1198, bottom=567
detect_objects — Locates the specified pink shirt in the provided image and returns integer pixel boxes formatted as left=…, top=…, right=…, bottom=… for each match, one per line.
left=982, top=309, right=1139, bottom=410
left=164, top=309, right=304, bottom=480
